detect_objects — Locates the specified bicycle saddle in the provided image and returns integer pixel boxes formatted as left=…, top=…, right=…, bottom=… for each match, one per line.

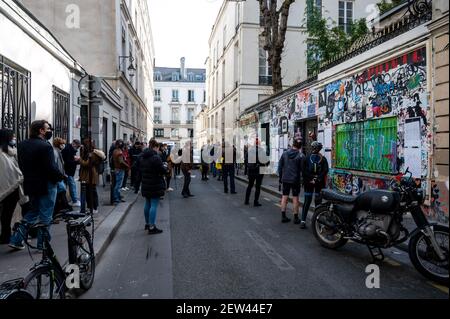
left=61, top=212, right=86, bottom=219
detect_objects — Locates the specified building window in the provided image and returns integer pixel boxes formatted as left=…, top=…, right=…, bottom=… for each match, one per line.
left=339, top=1, right=353, bottom=34
left=188, top=128, right=194, bottom=138
left=259, top=37, right=272, bottom=85
left=171, top=128, right=179, bottom=138
left=188, top=73, right=195, bottom=81
left=0, top=56, right=31, bottom=142
left=121, top=25, right=127, bottom=72
left=187, top=108, right=194, bottom=124
left=154, top=107, right=161, bottom=122
left=154, top=72, right=162, bottom=81
left=335, top=117, right=397, bottom=174
left=154, top=89, right=161, bottom=101
left=172, top=89, right=179, bottom=102
left=52, top=86, right=71, bottom=142
left=131, top=102, right=136, bottom=126
left=171, top=107, right=180, bottom=123
left=154, top=128, right=164, bottom=137
left=307, top=0, right=322, bottom=27
left=203, top=90, right=206, bottom=103
left=171, top=72, right=180, bottom=81
left=188, top=90, right=195, bottom=102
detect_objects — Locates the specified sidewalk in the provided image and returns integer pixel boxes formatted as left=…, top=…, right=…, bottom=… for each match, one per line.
left=234, top=172, right=415, bottom=251
left=0, top=179, right=138, bottom=285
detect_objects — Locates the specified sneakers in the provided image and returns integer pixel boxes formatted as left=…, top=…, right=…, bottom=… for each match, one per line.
left=71, top=201, right=81, bottom=207
left=167, top=188, right=174, bottom=192
left=8, top=242, right=25, bottom=250
left=121, top=187, right=129, bottom=192
left=148, top=226, right=163, bottom=235
left=254, top=202, right=262, bottom=207
left=93, top=210, right=99, bottom=214
left=300, top=221, right=307, bottom=229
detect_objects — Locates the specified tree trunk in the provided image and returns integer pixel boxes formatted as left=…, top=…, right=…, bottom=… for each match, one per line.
left=258, top=0, right=295, bottom=94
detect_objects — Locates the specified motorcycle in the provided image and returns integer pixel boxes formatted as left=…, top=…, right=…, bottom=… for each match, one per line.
left=311, top=168, right=449, bottom=286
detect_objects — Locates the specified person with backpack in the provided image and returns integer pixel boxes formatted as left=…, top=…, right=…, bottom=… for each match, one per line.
left=79, top=139, right=106, bottom=214
left=301, top=141, right=329, bottom=229
left=278, top=139, right=304, bottom=224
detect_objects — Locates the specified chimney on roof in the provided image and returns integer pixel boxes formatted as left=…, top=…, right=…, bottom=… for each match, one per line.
left=180, top=57, right=187, bottom=80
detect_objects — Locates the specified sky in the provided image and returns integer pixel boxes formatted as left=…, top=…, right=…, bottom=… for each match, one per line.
left=148, top=0, right=224, bottom=69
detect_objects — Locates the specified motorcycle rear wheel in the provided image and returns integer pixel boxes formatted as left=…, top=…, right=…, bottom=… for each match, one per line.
left=312, top=206, right=348, bottom=249
left=409, top=225, right=449, bottom=286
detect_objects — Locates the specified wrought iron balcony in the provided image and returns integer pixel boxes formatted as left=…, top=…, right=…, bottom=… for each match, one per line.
left=171, top=120, right=180, bottom=124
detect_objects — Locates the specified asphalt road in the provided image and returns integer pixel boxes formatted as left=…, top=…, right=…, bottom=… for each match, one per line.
left=81, top=173, right=448, bottom=299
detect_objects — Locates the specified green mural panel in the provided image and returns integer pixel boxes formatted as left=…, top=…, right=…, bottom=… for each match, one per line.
left=335, top=117, right=397, bottom=174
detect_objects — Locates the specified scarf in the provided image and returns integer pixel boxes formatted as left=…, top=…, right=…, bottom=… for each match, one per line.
left=0, top=147, right=28, bottom=204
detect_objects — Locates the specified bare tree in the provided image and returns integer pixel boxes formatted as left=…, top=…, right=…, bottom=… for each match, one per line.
left=259, top=0, right=295, bottom=93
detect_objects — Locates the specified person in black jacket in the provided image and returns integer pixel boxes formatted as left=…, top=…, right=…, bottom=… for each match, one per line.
left=222, top=143, right=237, bottom=194
left=244, top=139, right=269, bottom=207
left=278, top=139, right=304, bottom=224
left=139, top=139, right=168, bottom=234
left=301, top=141, right=329, bottom=229
left=9, top=120, right=64, bottom=250
left=129, top=141, right=143, bottom=193
left=61, top=139, right=81, bottom=206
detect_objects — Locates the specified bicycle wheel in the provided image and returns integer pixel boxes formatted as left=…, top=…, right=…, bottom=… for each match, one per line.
left=23, top=266, right=65, bottom=299
left=76, top=229, right=95, bottom=290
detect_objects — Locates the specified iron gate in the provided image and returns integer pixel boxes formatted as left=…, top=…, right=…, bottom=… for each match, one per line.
left=0, top=55, right=31, bottom=142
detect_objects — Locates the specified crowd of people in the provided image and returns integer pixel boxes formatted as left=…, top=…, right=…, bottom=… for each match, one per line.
left=198, top=138, right=329, bottom=230
left=0, top=119, right=329, bottom=250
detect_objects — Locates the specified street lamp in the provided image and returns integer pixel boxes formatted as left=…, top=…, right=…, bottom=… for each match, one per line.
left=119, top=55, right=136, bottom=77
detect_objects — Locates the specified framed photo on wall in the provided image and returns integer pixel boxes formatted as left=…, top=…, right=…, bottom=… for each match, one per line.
left=280, top=116, right=288, bottom=134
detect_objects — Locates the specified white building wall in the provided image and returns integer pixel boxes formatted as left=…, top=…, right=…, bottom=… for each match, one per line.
left=0, top=0, right=78, bottom=130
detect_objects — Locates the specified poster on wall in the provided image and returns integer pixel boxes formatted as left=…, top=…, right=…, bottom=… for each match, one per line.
left=404, top=146, right=422, bottom=178
left=405, top=118, right=421, bottom=147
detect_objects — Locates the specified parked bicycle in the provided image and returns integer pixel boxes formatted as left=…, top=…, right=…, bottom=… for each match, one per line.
left=10, top=211, right=95, bottom=299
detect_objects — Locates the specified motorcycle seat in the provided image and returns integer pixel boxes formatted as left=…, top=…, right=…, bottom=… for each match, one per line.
left=322, top=189, right=357, bottom=204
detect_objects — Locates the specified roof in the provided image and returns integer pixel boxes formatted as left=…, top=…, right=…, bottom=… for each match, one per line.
left=154, top=67, right=206, bottom=83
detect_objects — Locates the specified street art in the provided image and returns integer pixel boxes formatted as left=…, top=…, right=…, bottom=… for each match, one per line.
left=330, top=169, right=391, bottom=196
left=319, top=46, right=430, bottom=183
left=423, top=181, right=449, bottom=224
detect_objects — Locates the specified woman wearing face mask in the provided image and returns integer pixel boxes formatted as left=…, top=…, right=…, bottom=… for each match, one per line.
left=52, top=138, right=72, bottom=219
left=0, top=129, right=29, bottom=244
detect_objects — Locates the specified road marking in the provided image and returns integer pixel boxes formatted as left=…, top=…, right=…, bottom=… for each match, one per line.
left=274, top=203, right=281, bottom=208
left=250, top=217, right=262, bottom=225
left=383, top=258, right=401, bottom=267
left=246, top=230, right=294, bottom=271
left=264, top=197, right=271, bottom=201
left=428, top=282, right=449, bottom=294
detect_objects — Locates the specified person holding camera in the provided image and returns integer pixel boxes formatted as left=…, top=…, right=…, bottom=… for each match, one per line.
left=301, top=141, right=328, bottom=229
left=139, top=139, right=168, bottom=234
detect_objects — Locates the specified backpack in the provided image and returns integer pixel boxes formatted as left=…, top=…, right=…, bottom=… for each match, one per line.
left=98, top=159, right=107, bottom=175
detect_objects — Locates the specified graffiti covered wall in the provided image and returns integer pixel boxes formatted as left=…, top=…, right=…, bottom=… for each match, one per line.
left=318, top=47, right=432, bottom=200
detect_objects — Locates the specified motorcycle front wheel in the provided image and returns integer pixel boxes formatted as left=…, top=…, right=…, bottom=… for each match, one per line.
left=312, top=206, right=348, bottom=249
left=409, top=225, right=449, bottom=286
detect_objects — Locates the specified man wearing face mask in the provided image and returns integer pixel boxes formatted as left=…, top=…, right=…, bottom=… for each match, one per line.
left=9, top=120, right=64, bottom=250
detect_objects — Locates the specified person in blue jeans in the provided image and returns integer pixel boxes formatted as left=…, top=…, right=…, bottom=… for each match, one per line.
left=9, top=120, right=63, bottom=250
left=139, top=139, right=168, bottom=234
left=62, top=139, right=81, bottom=206
left=112, top=140, right=129, bottom=205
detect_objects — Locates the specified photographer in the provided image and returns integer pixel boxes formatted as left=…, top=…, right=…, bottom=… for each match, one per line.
left=301, top=141, right=328, bottom=229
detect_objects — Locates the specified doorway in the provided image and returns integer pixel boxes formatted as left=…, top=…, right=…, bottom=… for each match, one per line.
left=294, top=117, right=317, bottom=155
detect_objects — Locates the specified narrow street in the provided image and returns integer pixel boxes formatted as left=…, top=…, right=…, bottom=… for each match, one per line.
left=81, top=174, right=448, bottom=299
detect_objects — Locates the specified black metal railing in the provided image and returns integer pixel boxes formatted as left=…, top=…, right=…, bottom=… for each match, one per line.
left=319, top=0, right=433, bottom=73
left=53, top=86, right=70, bottom=142
left=1, top=55, right=31, bottom=142
left=171, top=120, right=180, bottom=124
left=259, top=75, right=272, bottom=86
